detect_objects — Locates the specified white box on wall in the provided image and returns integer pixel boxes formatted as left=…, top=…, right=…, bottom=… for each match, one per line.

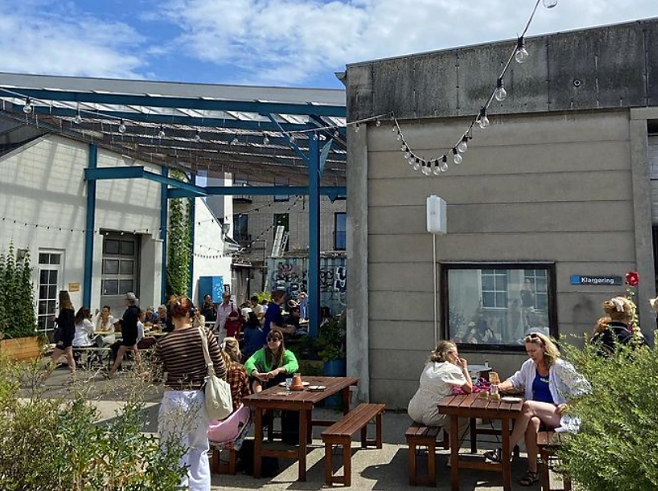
left=426, top=195, right=447, bottom=235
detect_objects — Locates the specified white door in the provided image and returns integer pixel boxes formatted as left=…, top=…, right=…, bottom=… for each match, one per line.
left=36, top=251, right=63, bottom=335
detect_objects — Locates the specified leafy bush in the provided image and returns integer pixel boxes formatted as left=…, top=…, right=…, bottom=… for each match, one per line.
left=314, top=317, right=346, bottom=362
left=166, top=170, right=192, bottom=298
left=0, top=358, right=189, bottom=490
left=0, top=244, right=37, bottom=339
left=558, top=335, right=658, bottom=491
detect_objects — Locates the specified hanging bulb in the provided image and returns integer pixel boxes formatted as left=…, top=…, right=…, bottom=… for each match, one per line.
left=194, top=129, right=201, bottom=142
left=478, top=107, right=490, bottom=129
left=158, top=125, right=166, bottom=138
left=74, top=113, right=82, bottom=124
left=319, top=134, right=326, bottom=141
left=404, top=151, right=410, bottom=160
left=543, top=0, right=558, bottom=8
left=515, top=37, right=529, bottom=64
left=118, top=119, right=127, bottom=134
left=494, top=78, right=507, bottom=102
left=375, top=119, right=381, bottom=127
left=439, top=155, right=449, bottom=172
left=452, top=148, right=463, bottom=165
left=391, top=125, right=397, bottom=132
left=396, top=133, right=402, bottom=141
left=412, top=160, right=421, bottom=171
left=354, top=123, right=360, bottom=133
left=334, top=130, right=340, bottom=138
left=290, top=133, right=296, bottom=141
left=231, top=136, right=239, bottom=145
left=263, top=134, right=270, bottom=145
left=433, top=162, right=441, bottom=176
left=23, top=97, right=32, bottom=114
left=422, top=165, right=431, bottom=176
left=408, top=157, right=415, bottom=166
left=457, top=135, right=468, bottom=153
left=312, top=132, right=319, bottom=141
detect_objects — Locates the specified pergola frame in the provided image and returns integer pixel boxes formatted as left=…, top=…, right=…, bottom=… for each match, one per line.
left=0, top=73, right=348, bottom=336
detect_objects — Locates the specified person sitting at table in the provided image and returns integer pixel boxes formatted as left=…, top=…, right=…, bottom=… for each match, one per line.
left=407, top=340, right=472, bottom=437
left=156, top=305, right=169, bottom=331
left=220, top=337, right=251, bottom=410
left=94, top=305, right=117, bottom=346
left=280, top=301, right=302, bottom=337
left=484, top=332, right=589, bottom=487
left=241, top=310, right=264, bottom=361
left=72, top=307, right=96, bottom=348
left=592, top=296, right=647, bottom=354
left=244, top=328, right=298, bottom=393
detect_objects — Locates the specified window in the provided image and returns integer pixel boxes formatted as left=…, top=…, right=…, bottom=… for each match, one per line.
left=37, top=251, right=63, bottom=332
left=334, top=212, right=346, bottom=250
left=442, top=263, right=556, bottom=349
left=233, top=214, right=250, bottom=244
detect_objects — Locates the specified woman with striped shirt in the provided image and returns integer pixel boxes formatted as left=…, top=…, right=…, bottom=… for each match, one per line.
left=152, top=295, right=226, bottom=491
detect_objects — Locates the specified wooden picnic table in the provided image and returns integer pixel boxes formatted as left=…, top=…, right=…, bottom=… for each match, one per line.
left=438, top=393, right=524, bottom=491
left=242, top=376, right=359, bottom=481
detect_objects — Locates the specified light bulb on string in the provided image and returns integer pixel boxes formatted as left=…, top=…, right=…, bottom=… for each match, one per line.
left=408, top=156, right=414, bottom=166
left=157, top=125, right=166, bottom=138
left=439, top=155, right=449, bottom=172
left=354, top=123, right=360, bottom=133
left=194, top=129, right=201, bottom=142
left=376, top=119, right=381, bottom=127
left=543, top=0, right=558, bottom=8
left=457, top=135, right=468, bottom=153
left=396, top=132, right=402, bottom=141
left=23, top=97, right=32, bottom=114
left=413, top=159, right=421, bottom=171
left=404, top=151, right=410, bottom=160
left=494, top=78, right=507, bottom=102
left=452, top=148, right=463, bottom=164
left=263, top=134, right=270, bottom=145
left=312, top=132, right=319, bottom=141
left=391, top=125, right=397, bottom=132
left=118, top=119, right=127, bottom=134
left=231, top=136, right=239, bottom=146
left=74, top=112, right=82, bottom=125
left=432, top=161, right=441, bottom=176
left=422, top=164, right=431, bottom=176
left=515, top=37, right=529, bottom=64
left=478, top=107, right=490, bottom=129
left=334, top=130, right=340, bottom=138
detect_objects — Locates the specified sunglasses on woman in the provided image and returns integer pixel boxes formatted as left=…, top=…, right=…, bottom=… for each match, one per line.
left=267, top=337, right=282, bottom=342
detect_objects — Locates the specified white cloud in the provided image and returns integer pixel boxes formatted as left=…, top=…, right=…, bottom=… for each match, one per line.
left=0, top=0, right=148, bottom=79
left=158, top=0, right=658, bottom=85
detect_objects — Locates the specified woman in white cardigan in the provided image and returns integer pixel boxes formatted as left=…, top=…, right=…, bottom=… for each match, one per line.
left=484, top=332, right=589, bottom=486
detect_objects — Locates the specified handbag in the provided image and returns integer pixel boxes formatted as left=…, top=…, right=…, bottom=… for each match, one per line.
left=198, top=327, right=233, bottom=421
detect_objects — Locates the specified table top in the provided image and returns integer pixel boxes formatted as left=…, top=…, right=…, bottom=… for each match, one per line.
left=243, top=376, right=359, bottom=410
left=468, top=364, right=493, bottom=374
left=438, top=393, right=524, bottom=419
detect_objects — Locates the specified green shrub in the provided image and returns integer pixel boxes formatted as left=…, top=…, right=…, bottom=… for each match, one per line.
left=314, top=317, right=346, bottom=362
left=0, top=358, right=189, bottom=490
left=0, top=244, right=36, bottom=339
left=166, top=170, right=192, bottom=298
left=558, top=335, right=658, bottom=491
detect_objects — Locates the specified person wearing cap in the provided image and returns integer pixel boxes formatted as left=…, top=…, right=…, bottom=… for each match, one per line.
left=107, top=292, right=140, bottom=378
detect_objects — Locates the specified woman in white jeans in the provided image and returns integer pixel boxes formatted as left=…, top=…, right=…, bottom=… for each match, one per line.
left=152, top=295, right=226, bottom=491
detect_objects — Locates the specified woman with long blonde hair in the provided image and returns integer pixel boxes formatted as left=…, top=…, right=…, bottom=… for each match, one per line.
left=485, top=332, right=589, bottom=486
left=220, top=337, right=251, bottom=411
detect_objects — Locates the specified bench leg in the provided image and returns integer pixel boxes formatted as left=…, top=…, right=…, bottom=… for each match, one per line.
left=442, top=429, right=450, bottom=450
left=325, top=441, right=334, bottom=486
left=343, top=441, right=352, bottom=487
left=408, top=442, right=417, bottom=486
left=470, top=418, right=477, bottom=454
left=210, top=447, right=219, bottom=474
left=228, top=448, right=236, bottom=475
left=540, top=448, right=550, bottom=491
left=361, top=425, right=368, bottom=449
left=376, top=412, right=383, bottom=449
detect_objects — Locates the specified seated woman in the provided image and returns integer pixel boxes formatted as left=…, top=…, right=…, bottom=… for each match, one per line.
left=244, top=328, right=299, bottom=393
left=407, top=340, right=472, bottom=436
left=485, top=332, right=589, bottom=487
left=72, top=307, right=95, bottom=348
left=592, top=297, right=646, bottom=354
left=221, top=337, right=251, bottom=410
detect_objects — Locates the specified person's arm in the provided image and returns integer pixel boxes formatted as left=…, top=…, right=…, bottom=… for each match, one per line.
left=244, top=349, right=264, bottom=377
left=499, top=362, right=527, bottom=393
left=456, top=358, right=473, bottom=393
left=279, top=350, right=299, bottom=375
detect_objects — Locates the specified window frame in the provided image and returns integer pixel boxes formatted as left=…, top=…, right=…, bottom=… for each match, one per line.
left=440, top=261, right=558, bottom=352
left=334, top=212, right=346, bottom=251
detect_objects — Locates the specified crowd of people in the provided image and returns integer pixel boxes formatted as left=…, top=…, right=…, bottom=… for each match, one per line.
left=407, top=293, right=649, bottom=487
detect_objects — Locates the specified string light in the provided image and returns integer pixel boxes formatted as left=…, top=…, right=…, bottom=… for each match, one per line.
left=157, top=125, right=166, bottom=138
left=354, top=123, right=360, bottom=133
left=457, top=135, right=469, bottom=153
left=494, top=78, right=507, bottom=102
left=543, top=0, right=557, bottom=7
left=432, top=160, right=441, bottom=176
left=23, top=97, right=32, bottom=114
left=515, top=36, right=529, bottom=64
left=263, top=134, right=270, bottom=145
left=452, top=148, right=463, bottom=165
left=312, top=132, right=318, bottom=141
left=230, top=136, right=239, bottom=146
left=477, top=107, right=490, bottom=129
left=118, top=119, right=127, bottom=134
left=439, top=155, right=449, bottom=172
left=376, top=119, right=381, bottom=127
left=194, top=129, right=201, bottom=142
left=74, top=105, right=82, bottom=125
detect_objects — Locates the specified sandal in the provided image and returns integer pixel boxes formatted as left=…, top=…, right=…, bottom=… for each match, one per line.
left=483, top=448, right=503, bottom=463
left=519, top=470, right=539, bottom=486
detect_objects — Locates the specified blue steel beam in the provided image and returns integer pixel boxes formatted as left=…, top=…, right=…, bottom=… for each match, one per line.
left=188, top=174, right=196, bottom=299
left=83, top=144, right=98, bottom=308
left=167, top=185, right=346, bottom=199
left=85, top=166, right=207, bottom=196
left=267, top=114, right=308, bottom=162
left=160, top=167, right=168, bottom=304
left=32, top=106, right=313, bottom=132
left=308, top=135, right=321, bottom=337
left=4, top=88, right=346, bottom=118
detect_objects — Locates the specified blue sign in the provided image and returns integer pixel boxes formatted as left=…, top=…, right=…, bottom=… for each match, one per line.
left=570, top=275, right=622, bottom=286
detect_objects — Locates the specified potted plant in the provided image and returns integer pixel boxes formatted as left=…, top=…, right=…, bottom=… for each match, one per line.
left=315, top=315, right=346, bottom=376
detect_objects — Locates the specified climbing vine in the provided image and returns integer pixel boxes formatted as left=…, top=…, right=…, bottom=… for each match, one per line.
left=0, top=244, right=37, bottom=339
left=166, top=170, right=192, bottom=298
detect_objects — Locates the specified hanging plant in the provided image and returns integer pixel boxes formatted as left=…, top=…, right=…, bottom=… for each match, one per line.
left=166, top=170, right=192, bottom=297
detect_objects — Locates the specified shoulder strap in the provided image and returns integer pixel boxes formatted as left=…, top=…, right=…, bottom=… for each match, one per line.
left=198, top=327, right=216, bottom=376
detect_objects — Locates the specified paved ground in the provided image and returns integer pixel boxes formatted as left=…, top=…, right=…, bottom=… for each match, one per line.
left=36, top=368, right=569, bottom=491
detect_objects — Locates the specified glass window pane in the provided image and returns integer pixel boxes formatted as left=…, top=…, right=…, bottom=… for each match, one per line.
left=48, top=285, right=57, bottom=298
left=120, top=241, right=135, bottom=256
left=39, top=301, right=48, bottom=315
left=104, top=239, right=120, bottom=254
left=48, top=301, right=56, bottom=313
left=39, top=285, right=48, bottom=299
left=119, top=280, right=133, bottom=295
left=119, top=260, right=134, bottom=275
left=50, top=254, right=60, bottom=265
left=496, top=293, right=507, bottom=307
left=103, top=280, right=119, bottom=295
left=48, top=270, right=58, bottom=284
left=39, top=253, right=49, bottom=264
left=482, top=292, right=495, bottom=308
left=482, top=274, right=494, bottom=290
left=38, top=317, right=46, bottom=328
left=103, top=260, right=120, bottom=275
left=40, top=269, right=48, bottom=283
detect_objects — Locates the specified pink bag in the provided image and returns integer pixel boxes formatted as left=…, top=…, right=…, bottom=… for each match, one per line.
left=207, top=404, right=251, bottom=445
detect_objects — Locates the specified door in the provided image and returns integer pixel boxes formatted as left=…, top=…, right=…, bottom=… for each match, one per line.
left=36, top=251, right=63, bottom=336
left=100, top=232, right=140, bottom=314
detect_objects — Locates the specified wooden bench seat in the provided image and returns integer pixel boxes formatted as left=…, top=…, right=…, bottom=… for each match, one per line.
left=209, top=444, right=236, bottom=475
left=321, top=403, right=385, bottom=486
left=537, top=431, right=572, bottom=491
left=406, top=423, right=449, bottom=486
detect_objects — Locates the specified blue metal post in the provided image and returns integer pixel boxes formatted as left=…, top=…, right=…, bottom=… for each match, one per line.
left=83, top=144, right=97, bottom=308
left=308, top=136, right=321, bottom=337
left=188, top=173, right=196, bottom=299
left=160, top=167, right=168, bottom=304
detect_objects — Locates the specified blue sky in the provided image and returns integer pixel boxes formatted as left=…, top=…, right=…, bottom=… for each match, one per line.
left=1, top=0, right=657, bottom=89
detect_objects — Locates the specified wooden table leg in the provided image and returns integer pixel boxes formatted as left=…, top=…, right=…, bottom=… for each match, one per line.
left=298, top=409, right=308, bottom=482
left=307, top=409, right=313, bottom=444
left=450, top=415, right=460, bottom=491
left=254, top=408, right=263, bottom=479
left=501, top=418, right=511, bottom=491
left=470, top=417, right=477, bottom=454
left=342, top=386, right=350, bottom=414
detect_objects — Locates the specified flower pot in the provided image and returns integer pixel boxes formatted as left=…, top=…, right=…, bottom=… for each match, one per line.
left=0, top=336, right=41, bottom=362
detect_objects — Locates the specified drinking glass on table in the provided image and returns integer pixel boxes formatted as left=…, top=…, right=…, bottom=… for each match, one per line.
left=285, top=377, right=293, bottom=393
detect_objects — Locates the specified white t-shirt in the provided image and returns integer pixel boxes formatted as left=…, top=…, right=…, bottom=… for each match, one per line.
left=73, top=319, right=95, bottom=347
left=407, top=361, right=466, bottom=426
left=137, top=321, right=144, bottom=343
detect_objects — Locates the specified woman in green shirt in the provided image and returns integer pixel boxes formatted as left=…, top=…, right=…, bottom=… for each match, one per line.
left=244, top=328, right=299, bottom=393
